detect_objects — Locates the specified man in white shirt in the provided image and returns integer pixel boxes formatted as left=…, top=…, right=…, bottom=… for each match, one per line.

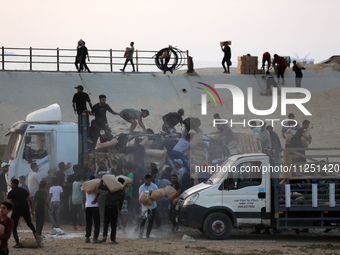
left=28, top=163, right=42, bottom=198
left=82, top=176, right=101, bottom=244
left=48, top=178, right=63, bottom=228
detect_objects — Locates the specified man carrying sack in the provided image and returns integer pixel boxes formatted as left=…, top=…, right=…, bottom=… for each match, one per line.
left=138, top=174, right=158, bottom=239
left=120, top=42, right=135, bottom=72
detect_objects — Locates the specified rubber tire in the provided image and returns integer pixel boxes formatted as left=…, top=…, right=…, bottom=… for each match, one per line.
left=203, top=212, right=232, bottom=240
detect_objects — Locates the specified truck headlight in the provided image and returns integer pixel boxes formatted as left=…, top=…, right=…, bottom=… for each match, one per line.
left=183, top=193, right=199, bottom=206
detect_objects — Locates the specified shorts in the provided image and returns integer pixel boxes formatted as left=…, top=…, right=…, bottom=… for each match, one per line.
left=120, top=112, right=133, bottom=123
left=121, top=200, right=128, bottom=215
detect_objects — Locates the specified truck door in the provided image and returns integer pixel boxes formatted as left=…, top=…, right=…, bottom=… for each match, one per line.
left=19, top=131, right=55, bottom=179
left=222, top=160, right=268, bottom=226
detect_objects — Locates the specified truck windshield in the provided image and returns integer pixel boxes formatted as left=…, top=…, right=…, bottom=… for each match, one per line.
left=2, top=132, right=23, bottom=162
left=207, top=158, right=236, bottom=185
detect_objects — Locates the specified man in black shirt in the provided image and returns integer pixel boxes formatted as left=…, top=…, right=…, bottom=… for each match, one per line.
left=72, top=85, right=93, bottom=115
left=181, top=117, right=202, bottom=138
left=72, top=85, right=93, bottom=132
left=221, top=42, right=231, bottom=74
left=162, top=108, right=184, bottom=133
left=8, top=179, right=39, bottom=248
left=169, top=174, right=182, bottom=232
left=91, top=95, right=119, bottom=145
left=294, top=120, right=312, bottom=163
left=292, top=60, right=305, bottom=88
left=100, top=178, right=125, bottom=244
left=75, top=39, right=82, bottom=70
left=78, top=40, right=91, bottom=73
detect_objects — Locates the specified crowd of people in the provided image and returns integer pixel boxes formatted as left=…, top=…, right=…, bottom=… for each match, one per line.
left=261, top=52, right=306, bottom=96
left=75, top=39, right=177, bottom=74
left=0, top=77, right=316, bottom=252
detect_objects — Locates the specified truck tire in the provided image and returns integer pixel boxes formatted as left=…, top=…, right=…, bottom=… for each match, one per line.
left=203, top=212, right=232, bottom=240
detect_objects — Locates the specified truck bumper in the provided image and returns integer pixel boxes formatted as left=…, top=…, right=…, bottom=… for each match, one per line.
left=178, top=204, right=208, bottom=229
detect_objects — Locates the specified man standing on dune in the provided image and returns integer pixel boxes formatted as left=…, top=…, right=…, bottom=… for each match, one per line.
left=221, top=42, right=231, bottom=74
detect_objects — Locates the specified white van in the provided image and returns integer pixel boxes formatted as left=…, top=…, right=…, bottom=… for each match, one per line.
left=177, top=153, right=340, bottom=239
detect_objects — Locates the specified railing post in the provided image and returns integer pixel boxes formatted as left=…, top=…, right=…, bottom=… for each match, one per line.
left=1, top=46, right=4, bottom=70
left=110, top=49, right=113, bottom=72
left=29, top=47, right=32, bottom=71
left=57, top=48, right=60, bottom=71
left=186, top=50, right=189, bottom=67
left=136, top=49, right=139, bottom=72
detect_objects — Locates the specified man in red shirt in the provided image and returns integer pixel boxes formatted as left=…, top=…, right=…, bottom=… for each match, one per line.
left=273, top=54, right=287, bottom=85
left=0, top=201, right=14, bottom=253
left=262, top=52, right=271, bottom=72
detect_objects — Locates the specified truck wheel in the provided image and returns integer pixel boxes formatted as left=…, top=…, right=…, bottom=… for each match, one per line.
left=203, top=212, right=232, bottom=240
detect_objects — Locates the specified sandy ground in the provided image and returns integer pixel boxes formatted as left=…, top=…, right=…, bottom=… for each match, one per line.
left=8, top=222, right=340, bottom=255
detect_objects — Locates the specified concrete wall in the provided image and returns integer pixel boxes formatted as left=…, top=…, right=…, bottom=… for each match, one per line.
left=0, top=69, right=339, bottom=146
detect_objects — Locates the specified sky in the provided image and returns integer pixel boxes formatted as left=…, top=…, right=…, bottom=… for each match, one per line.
left=1, top=0, right=339, bottom=66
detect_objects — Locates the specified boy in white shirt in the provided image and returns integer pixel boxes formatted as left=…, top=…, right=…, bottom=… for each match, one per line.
left=48, top=177, right=63, bottom=228
left=82, top=176, right=101, bottom=244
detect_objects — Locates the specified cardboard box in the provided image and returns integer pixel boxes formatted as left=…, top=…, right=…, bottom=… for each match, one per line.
left=220, top=41, right=232, bottom=46
left=237, top=56, right=242, bottom=61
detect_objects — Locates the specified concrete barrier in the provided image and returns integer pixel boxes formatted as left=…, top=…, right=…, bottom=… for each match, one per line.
left=0, top=69, right=339, bottom=146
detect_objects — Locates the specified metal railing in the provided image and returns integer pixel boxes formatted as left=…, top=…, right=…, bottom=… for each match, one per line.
left=0, top=46, right=188, bottom=73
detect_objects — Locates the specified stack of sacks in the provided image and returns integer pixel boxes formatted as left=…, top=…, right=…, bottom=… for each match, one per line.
left=144, top=149, right=166, bottom=167
left=96, top=138, right=119, bottom=151
left=82, top=178, right=101, bottom=194
left=140, top=137, right=153, bottom=148
left=150, top=188, right=166, bottom=200
left=189, top=147, right=206, bottom=170
left=117, top=175, right=133, bottom=186
left=102, top=175, right=123, bottom=192
left=139, top=191, right=153, bottom=206
left=183, top=133, right=207, bottom=170
left=164, top=185, right=179, bottom=205
left=127, top=136, right=152, bottom=166
left=117, top=175, right=133, bottom=193
left=139, top=185, right=179, bottom=205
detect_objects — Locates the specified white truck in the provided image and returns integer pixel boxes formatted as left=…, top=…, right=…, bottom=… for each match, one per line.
left=177, top=153, right=340, bottom=239
left=2, top=104, right=78, bottom=180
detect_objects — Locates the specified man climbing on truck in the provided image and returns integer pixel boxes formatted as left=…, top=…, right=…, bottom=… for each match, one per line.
left=91, top=95, right=120, bottom=145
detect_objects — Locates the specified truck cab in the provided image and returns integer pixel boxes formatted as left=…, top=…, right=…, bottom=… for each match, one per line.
left=2, top=104, right=78, bottom=180
left=177, top=153, right=271, bottom=239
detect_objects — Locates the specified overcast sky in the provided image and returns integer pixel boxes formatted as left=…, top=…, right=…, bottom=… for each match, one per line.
left=1, top=0, right=339, bottom=65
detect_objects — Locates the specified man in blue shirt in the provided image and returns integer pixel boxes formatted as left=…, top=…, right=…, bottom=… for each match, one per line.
left=172, top=134, right=191, bottom=172
left=138, top=174, right=158, bottom=239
